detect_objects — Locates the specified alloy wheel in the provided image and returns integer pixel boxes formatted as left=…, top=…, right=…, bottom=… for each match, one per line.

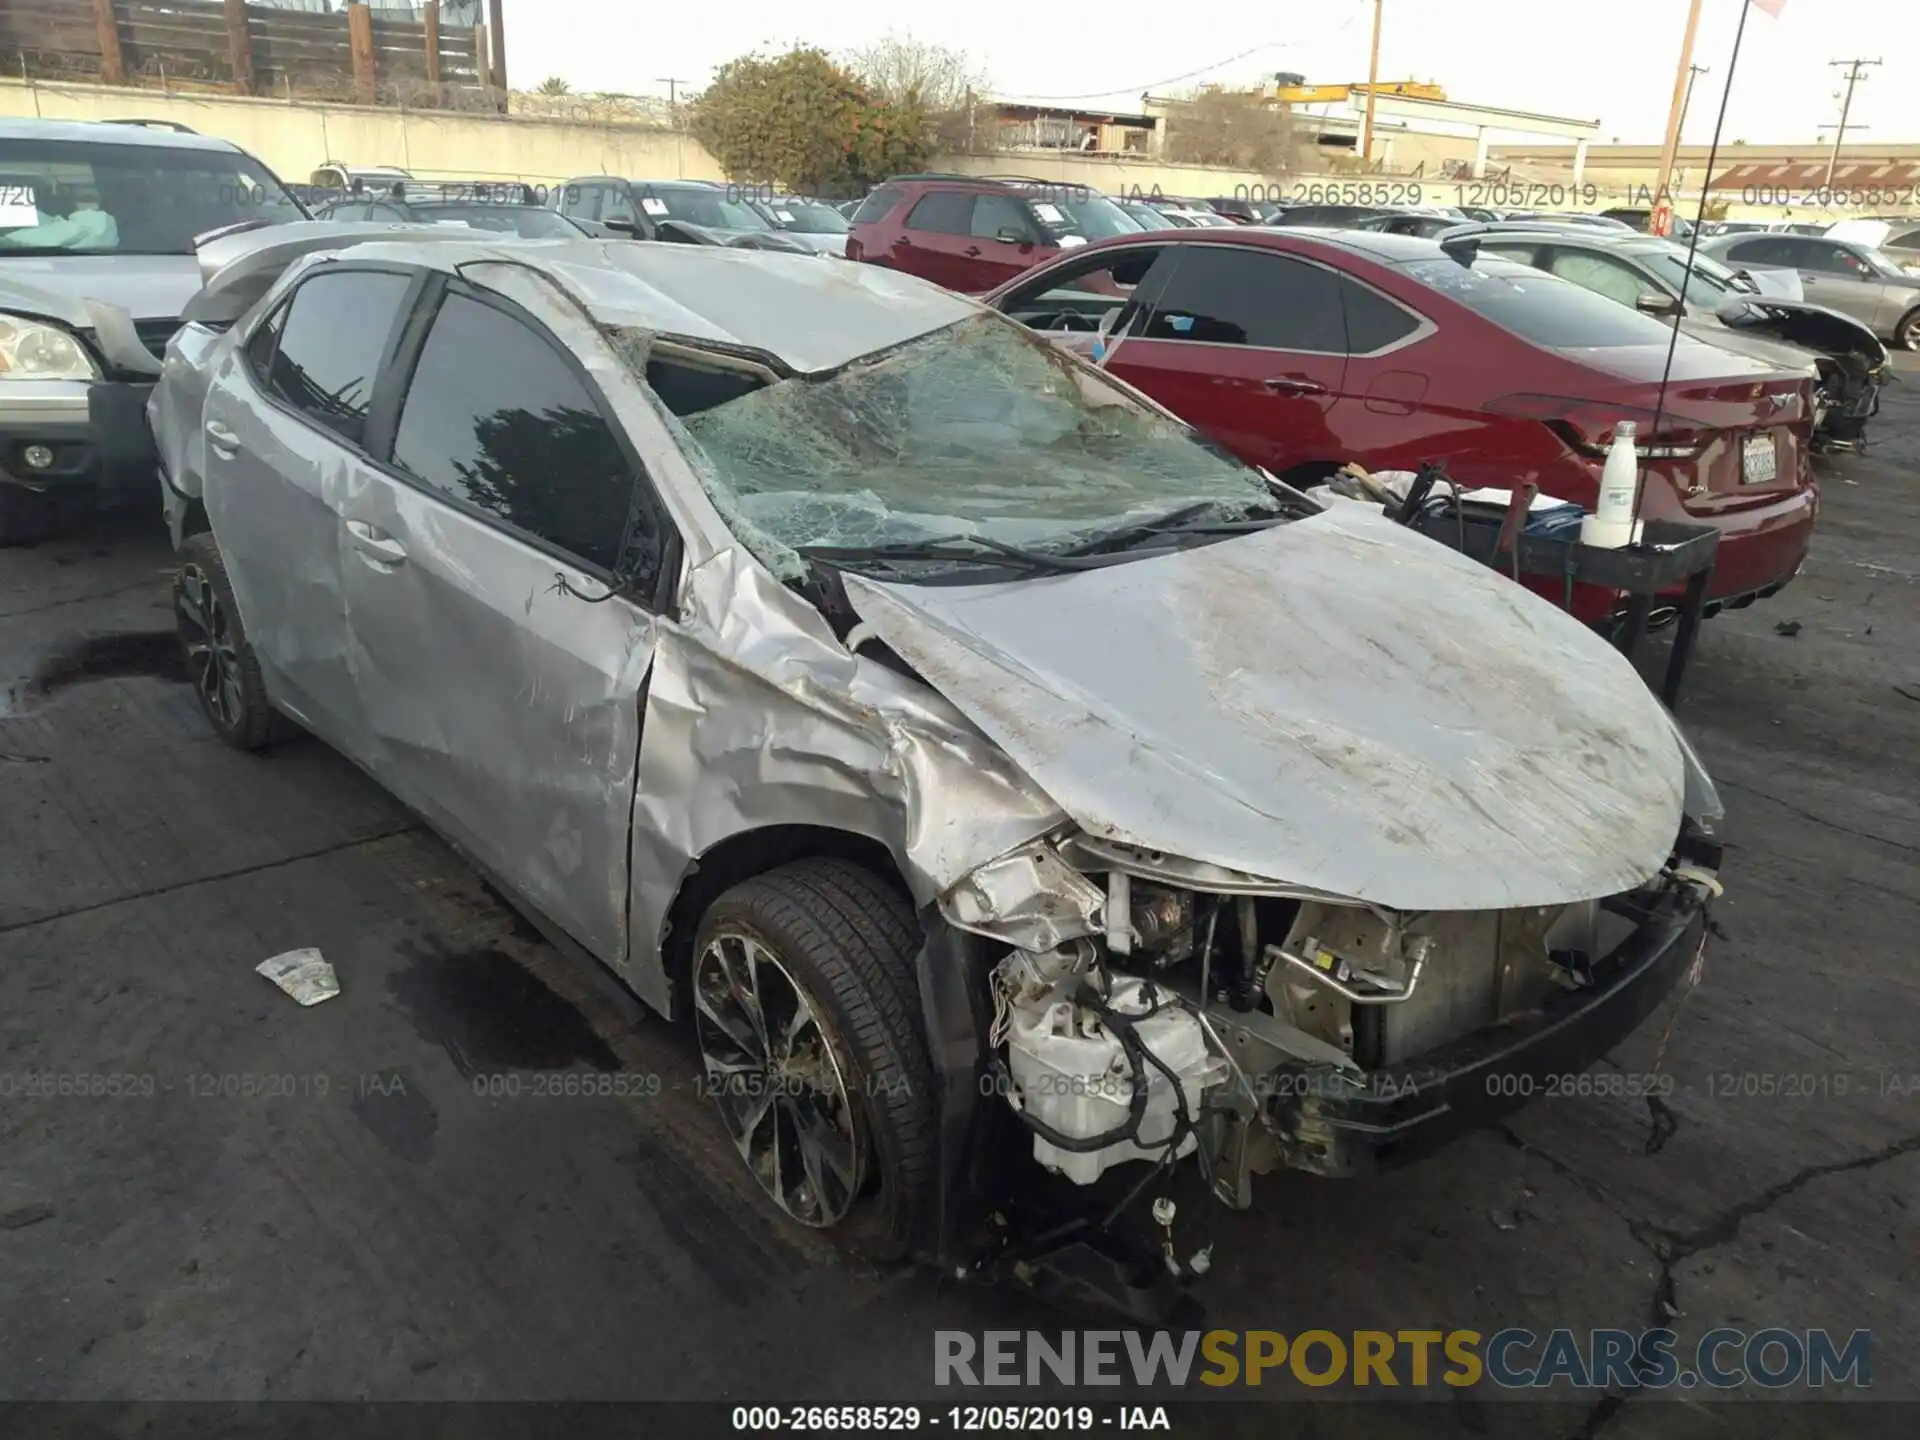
left=693, top=930, right=866, bottom=1227
left=175, top=563, right=243, bottom=730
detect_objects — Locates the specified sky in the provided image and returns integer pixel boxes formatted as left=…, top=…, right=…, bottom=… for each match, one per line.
left=500, top=0, right=1920, bottom=147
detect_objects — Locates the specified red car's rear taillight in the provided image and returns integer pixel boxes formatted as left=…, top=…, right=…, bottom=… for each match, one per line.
left=1484, top=393, right=1710, bottom=459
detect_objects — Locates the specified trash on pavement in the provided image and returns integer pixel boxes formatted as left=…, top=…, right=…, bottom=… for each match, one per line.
left=256, top=948, right=338, bottom=1006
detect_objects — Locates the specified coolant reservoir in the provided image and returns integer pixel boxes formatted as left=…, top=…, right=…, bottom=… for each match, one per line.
left=1005, top=977, right=1225, bottom=1186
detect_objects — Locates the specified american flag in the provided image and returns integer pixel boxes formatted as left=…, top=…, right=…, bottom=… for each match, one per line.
left=1750, top=0, right=1788, bottom=16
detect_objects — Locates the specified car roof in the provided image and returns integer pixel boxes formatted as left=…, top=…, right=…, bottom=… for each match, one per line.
left=565, top=176, right=718, bottom=190
left=1473, top=229, right=1671, bottom=257
left=0, top=116, right=243, bottom=154
left=284, top=236, right=978, bottom=373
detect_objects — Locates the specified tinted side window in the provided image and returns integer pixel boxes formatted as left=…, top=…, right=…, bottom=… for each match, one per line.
left=971, top=194, right=1032, bottom=241
left=851, top=184, right=903, bottom=225
left=264, top=270, right=410, bottom=444
left=1725, top=237, right=1788, bottom=265
left=1887, top=229, right=1920, bottom=251
left=1142, top=248, right=1346, bottom=350
left=1340, top=279, right=1421, bottom=352
left=390, top=293, right=659, bottom=583
left=905, top=191, right=974, bottom=235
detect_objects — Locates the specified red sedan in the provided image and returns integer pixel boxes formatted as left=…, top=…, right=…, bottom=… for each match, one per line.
left=984, top=227, right=1819, bottom=617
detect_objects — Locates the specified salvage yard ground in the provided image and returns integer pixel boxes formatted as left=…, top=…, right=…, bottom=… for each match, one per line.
left=2, top=362, right=1917, bottom=1436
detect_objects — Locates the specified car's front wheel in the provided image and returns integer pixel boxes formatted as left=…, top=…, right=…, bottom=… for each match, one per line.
left=174, top=533, right=279, bottom=750
left=691, top=859, right=935, bottom=1260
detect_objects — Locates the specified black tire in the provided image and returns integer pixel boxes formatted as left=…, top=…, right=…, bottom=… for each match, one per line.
left=692, top=859, right=934, bottom=1261
left=174, top=533, right=279, bottom=750
left=0, top=484, right=89, bottom=547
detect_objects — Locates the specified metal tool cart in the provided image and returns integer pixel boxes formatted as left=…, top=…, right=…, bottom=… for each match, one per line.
left=1381, top=465, right=1722, bottom=708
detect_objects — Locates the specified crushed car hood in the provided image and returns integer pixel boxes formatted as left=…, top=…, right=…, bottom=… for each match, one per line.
left=0, top=253, right=201, bottom=326
left=843, top=503, right=1687, bottom=913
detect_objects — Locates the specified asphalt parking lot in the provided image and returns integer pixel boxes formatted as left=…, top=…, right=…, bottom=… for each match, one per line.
left=2, top=363, right=1916, bottom=1436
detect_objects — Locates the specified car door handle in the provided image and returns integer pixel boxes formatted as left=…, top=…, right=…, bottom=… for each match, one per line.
left=1263, top=377, right=1328, bottom=396
left=204, top=420, right=239, bottom=454
left=345, top=519, right=407, bottom=566
left=964, top=245, right=982, bottom=256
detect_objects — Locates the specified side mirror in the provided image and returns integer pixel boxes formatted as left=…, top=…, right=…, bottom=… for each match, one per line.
left=604, top=217, right=640, bottom=235
left=1636, top=292, right=1681, bottom=317
left=996, top=226, right=1030, bottom=246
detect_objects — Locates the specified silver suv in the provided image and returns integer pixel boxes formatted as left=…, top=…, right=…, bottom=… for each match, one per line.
left=0, top=117, right=305, bottom=543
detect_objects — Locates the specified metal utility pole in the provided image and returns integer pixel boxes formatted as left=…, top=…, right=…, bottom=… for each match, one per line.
left=1823, top=58, right=1880, bottom=186
left=1361, top=0, right=1383, bottom=166
left=1653, top=0, right=1704, bottom=209
left=656, top=77, right=687, bottom=108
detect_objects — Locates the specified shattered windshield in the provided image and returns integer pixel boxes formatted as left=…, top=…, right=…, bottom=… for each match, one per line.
left=664, top=313, right=1277, bottom=581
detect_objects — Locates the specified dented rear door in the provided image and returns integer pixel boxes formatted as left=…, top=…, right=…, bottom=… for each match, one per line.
left=341, top=277, right=665, bottom=966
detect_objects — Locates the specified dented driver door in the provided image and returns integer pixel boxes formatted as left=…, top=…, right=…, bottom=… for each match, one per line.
left=340, top=275, right=675, bottom=967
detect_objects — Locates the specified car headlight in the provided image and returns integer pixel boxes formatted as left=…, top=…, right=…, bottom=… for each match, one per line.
left=0, top=314, right=99, bottom=380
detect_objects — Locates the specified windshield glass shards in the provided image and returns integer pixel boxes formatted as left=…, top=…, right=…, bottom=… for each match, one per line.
left=650, top=313, right=1279, bottom=582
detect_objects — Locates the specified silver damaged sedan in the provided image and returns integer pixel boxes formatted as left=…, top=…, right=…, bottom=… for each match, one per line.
left=150, top=230, right=1725, bottom=1290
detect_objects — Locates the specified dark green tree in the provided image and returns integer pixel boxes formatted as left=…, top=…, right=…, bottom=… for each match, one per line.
left=689, top=47, right=937, bottom=196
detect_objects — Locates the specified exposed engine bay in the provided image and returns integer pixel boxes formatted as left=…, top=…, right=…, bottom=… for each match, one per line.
left=1715, top=297, right=1891, bottom=453
left=951, top=825, right=1723, bottom=1215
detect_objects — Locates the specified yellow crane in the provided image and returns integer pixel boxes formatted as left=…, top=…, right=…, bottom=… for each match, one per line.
left=1274, top=81, right=1446, bottom=104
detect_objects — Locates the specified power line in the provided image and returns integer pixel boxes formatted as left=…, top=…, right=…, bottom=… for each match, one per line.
left=1009, top=13, right=1365, bottom=103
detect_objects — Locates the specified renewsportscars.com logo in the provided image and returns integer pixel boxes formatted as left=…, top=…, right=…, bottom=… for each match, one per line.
left=934, top=1328, right=1872, bottom=1391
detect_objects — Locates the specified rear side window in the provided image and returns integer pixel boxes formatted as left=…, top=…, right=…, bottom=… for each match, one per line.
left=905, top=191, right=973, bottom=235
left=1141, top=247, right=1346, bottom=351
left=1723, top=237, right=1792, bottom=266
left=262, top=269, right=410, bottom=444
left=390, top=292, right=659, bottom=583
left=851, top=185, right=904, bottom=225
left=1340, top=279, right=1422, bottom=352
left=1403, top=258, right=1675, bottom=349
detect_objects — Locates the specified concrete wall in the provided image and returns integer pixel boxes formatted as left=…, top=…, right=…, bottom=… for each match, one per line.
left=0, top=78, right=1302, bottom=199
left=0, top=79, right=722, bottom=186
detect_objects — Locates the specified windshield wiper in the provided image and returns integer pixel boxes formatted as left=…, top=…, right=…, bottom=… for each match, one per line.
left=1060, top=497, right=1303, bottom=556
left=799, top=535, right=1110, bottom=575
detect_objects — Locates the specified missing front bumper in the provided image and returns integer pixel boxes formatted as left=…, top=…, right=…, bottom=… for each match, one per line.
left=1261, top=895, right=1708, bottom=1177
